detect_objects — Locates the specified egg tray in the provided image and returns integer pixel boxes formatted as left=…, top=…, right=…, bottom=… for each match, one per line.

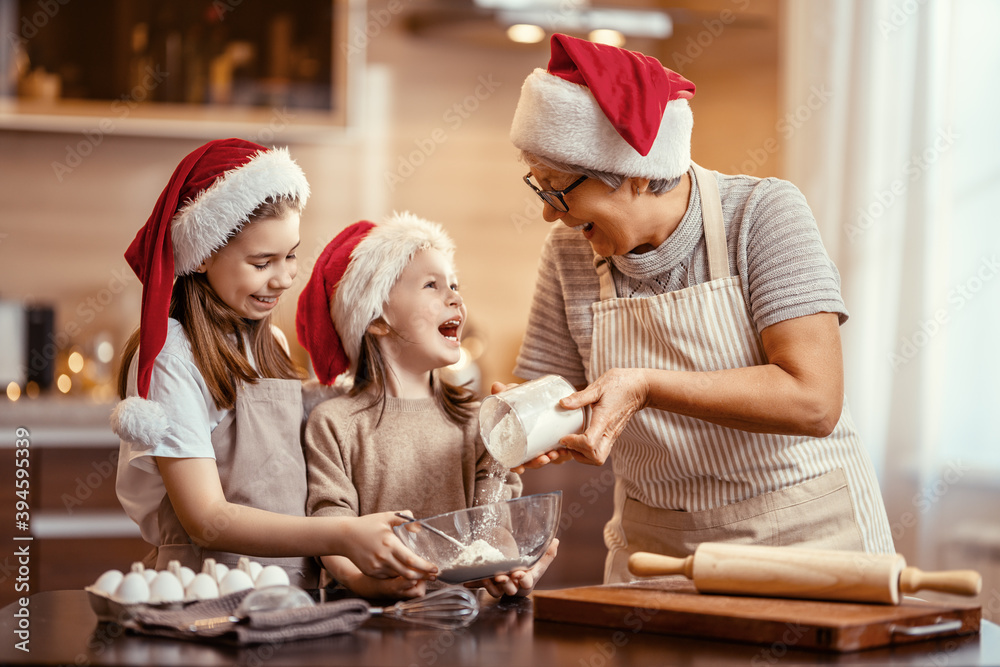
left=85, top=586, right=218, bottom=623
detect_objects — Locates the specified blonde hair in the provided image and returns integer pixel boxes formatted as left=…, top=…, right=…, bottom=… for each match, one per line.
left=117, top=197, right=305, bottom=409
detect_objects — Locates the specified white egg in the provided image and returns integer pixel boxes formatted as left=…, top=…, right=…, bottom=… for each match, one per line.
left=213, top=563, right=230, bottom=583
left=142, top=568, right=158, bottom=584
left=167, top=561, right=196, bottom=588
left=115, top=572, right=151, bottom=604
left=248, top=561, right=263, bottom=582
left=185, top=572, right=220, bottom=600
left=92, top=569, right=124, bottom=596
left=148, top=571, right=185, bottom=603
left=219, top=568, right=255, bottom=596
left=254, top=565, right=290, bottom=588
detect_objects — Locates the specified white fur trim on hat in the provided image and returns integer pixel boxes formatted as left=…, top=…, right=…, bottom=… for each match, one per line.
left=110, top=396, right=171, bottom=450
left=171, top=147, right=311, bottom=276
left=510, top=68, right=693, bottom=181
left=332, top=211, right=455, bottom=374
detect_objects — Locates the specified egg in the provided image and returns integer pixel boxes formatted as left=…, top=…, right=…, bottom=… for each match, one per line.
left=148, top=571, right=185, bottom=603
left=167, top=561, right=196, bottom=588
left=219, top=568, right=255, bottom=596
left=254, top=564, right=290, bottom=588
left=115, top=571, right=151, bottom=604
left=213, top=563, right=230, bottom=583
left=92, top=569, right=124, bottom=597
left=185, top=572, right=220, bottom=600
left=236, top=557, right=263, bottom=583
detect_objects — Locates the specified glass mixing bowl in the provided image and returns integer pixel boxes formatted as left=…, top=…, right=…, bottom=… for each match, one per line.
left=393, top=491, right=562, bottom=585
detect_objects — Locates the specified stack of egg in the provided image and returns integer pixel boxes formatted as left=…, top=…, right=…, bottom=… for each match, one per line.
left=89, top=557, right=292, bottom=605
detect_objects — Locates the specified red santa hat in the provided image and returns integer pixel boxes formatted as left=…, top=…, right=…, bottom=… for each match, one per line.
left=296, top=211, right=455, bottom=385
left=111, top=138, right=309, bottom=449
left=510, top=33, right=696, bottom=181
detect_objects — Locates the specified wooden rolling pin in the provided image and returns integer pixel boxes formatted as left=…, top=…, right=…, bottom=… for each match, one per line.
left=628, top=543, right=982, bottom=605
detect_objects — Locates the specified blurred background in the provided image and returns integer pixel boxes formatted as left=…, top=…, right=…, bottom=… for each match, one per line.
left=0, top=0, right=997, bottom=617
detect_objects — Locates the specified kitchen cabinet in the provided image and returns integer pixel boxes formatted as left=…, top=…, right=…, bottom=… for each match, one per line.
left=1, top=0, right=357, bottom=138
left=1, top=398, right=149, bottom=610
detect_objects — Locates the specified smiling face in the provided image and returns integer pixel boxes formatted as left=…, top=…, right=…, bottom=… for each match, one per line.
left=528, top=164, right=689, bottom=256
left=528, top=165, right=651, bottom=256
left=199, top=211, right=301, bottom=320
left=375, top=247, right=466, bottom=379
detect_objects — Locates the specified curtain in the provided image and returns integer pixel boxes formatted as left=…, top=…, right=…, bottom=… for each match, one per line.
left=781, top=0, right=1000, bottom=589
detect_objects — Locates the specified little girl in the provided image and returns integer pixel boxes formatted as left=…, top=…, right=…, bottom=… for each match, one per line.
left=111, top=139, right=436, bottom=588
left=297, top=212, right=557, bottom=598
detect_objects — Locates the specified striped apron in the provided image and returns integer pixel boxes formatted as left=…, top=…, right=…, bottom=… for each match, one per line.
left=593, top=163, right=894, bottom=584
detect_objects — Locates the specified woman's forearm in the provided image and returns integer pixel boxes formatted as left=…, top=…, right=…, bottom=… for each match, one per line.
left=641, top=364, right=841, bottom=437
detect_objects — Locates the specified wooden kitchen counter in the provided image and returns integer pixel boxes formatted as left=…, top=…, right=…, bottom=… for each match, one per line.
left=2, top=589, right=997, bottom=666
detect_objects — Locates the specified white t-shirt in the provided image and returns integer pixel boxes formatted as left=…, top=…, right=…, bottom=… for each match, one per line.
left=115, top=318, right=290, bottom=546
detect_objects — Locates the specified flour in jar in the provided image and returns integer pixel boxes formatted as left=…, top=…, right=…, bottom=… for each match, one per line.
left=486, top=411, right=526, bottom=468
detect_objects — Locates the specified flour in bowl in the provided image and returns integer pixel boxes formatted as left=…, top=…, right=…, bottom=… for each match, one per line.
left=450, top=539, right=506, bottom=568
left=439, top=538, right=527, bottom=583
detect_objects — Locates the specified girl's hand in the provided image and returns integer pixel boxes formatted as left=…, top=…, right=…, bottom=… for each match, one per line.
left=558, top=369, right=649, bottom=466
left=350, top=574, right=428, bottom=600
left=465, top=538, right=560, bottom=598
left=323, top=554, right=427, bottom=600
left=340, top=511, right=439, bottom=580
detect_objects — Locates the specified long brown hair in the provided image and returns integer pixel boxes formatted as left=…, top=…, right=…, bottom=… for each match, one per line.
left=117, top=197, right=305, bottom=410
left=351, top=326, right=476, bottom=427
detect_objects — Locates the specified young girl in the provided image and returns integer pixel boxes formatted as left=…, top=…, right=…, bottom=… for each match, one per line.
left=111, top=139, right=437, bottom=588
left=297, top=212, right=557, bottom=598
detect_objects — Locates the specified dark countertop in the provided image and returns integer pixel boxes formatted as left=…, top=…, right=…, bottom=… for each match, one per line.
left=2, top=589, right=997, bottom=666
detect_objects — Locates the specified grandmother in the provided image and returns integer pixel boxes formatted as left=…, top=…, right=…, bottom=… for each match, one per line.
left=507, top=34, right=894, bottom=583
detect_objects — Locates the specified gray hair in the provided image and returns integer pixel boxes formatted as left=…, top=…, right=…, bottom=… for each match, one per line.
left=520, top=150, right=682, bottom=195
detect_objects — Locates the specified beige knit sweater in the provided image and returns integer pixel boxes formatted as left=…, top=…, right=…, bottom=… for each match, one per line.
left=304, top=390, right=521, bottom=521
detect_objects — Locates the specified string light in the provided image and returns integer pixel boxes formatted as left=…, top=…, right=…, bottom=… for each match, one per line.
left=97, top=340, right=115, bottom=364
left=507, top=24, right=545, bottom=44
left=588, top=29, right=626, bottom=47
left=68, top=350, right=85, bottom=373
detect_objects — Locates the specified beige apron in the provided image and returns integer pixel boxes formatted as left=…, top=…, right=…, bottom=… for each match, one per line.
left=592, top=163, right=894, bottom=584
left=150, top=378, right=319, bottom=588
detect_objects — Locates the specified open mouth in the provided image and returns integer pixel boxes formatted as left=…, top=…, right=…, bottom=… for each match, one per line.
left=438, top=319, right=461, bottom=342
left=252, top=295, right=277, bottom=305
left=573, top=222, right=594, bottom=233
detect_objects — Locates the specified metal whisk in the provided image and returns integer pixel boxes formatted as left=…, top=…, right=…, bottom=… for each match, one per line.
left=370, top=586, right=480, bottom=630
left=179, top=584, right=480, bottom=636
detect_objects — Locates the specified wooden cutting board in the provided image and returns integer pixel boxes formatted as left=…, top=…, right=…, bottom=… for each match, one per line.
left=532, top=577, right=980, bottom=652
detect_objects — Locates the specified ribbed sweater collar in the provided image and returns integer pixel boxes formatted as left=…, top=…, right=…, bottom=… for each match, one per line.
left=611, top=167, right=701, bottom=279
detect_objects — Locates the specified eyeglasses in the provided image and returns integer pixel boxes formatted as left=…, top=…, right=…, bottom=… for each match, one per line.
left=523, top=172, right=588, bottom=213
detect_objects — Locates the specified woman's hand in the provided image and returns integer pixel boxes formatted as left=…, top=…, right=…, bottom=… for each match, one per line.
left=465, top=538, right=560, bottom=598
left=339, top=511, right=439, bottom=580
left=558, top=368, right=649, bottom=465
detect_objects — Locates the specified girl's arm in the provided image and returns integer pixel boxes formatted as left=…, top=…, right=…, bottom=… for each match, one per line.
left=158, top=457, right=437, bottom=580
left=558, top=312, right=845, bottom=465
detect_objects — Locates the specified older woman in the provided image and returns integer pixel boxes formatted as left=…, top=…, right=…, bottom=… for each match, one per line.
left=508, top=34, right=894, bottom=583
